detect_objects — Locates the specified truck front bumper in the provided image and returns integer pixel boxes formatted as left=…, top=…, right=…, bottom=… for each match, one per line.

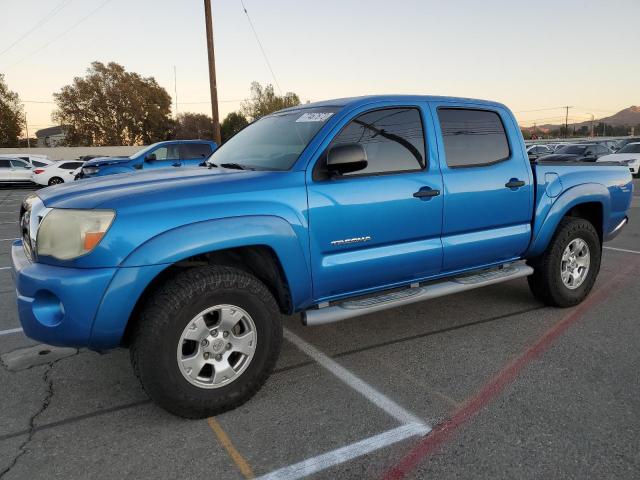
left=11, top=240, right=117, bottom=348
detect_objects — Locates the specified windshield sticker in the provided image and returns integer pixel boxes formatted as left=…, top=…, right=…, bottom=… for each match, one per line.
left=296, top=112, right=334, bottom=123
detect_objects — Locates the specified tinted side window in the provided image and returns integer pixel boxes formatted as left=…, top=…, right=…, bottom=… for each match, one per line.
left=0, top=160, right=10, bottom=168
left=32, top=161, right=47, bottom=167
left=152, top=145, right=180, bottom=161
left=328, top=108, right=425, bottom=176
left=181, top=143, right=212, bottom=159
left=60, top=162, right=83, bottom=170
left=10, top=159, right=29, bottom=168
left=438, top=108, right=510, bottom=167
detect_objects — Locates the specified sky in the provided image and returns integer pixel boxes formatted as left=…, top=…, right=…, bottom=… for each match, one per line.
left=1, top=0, right=638, bottom=136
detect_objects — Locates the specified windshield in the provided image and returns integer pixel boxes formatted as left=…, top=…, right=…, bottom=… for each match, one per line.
left=130, top=143, right=161, bottom=159
left=207, top=107, right=340, bottom=171
left=617, top=143, right=640, bottom=154
left=555, top=145, right=587, bottom=155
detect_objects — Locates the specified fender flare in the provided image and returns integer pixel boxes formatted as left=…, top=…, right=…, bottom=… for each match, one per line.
left=89, top=215, right=312, bottom=349
left=526, top=183, right=610, bottom=257
left=120, top=215, right=312, bottom=307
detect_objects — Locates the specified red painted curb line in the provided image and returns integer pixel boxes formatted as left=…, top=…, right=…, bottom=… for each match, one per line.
left=382, top=265, right=636, bottom=480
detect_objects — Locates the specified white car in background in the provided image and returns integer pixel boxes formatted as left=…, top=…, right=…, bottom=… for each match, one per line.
left=31, top=160, right=85, bottom=186
left=597, top=142, right=640, bottom=177
left=0, top=157, right=34, bottom=184
left=1, top=153, right=54, bottom=168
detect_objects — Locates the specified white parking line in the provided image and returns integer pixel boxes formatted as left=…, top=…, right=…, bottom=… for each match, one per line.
left=284, top=329, right=427, bottom=426
left=0, top=328, right=23, bottom=337
left=256, top=423, right=428, bottom=480
left=0, top=238, right=18, bottom=242
left=0, top=267, right=12, bottom=271
left=604, top=246, right=640, bottom=255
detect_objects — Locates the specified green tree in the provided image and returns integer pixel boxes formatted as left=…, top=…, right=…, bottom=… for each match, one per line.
left=173, top=112, right=215, bottom=140
left=220, top=111, right=249, bottom=143
left=240, top=81, right=300, bottom=121
left=53, top=61, right=172, bottom=146
left=0, top=73, right=25, bottom=147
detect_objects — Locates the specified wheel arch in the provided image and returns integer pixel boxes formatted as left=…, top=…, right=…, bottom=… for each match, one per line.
left=90, top=216, right=312, bottom=350
left=526, top=183, right=609, bottom=257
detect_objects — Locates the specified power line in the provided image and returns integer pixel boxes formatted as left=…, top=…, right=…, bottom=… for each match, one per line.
left=0, top=0, right=73, bottom=57
left=4, top=0, right=114, bottom=70
left=239, top=0, right=282, bottom=95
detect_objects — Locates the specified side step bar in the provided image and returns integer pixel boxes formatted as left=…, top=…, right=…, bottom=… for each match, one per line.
left=302, top=263, right=534, bottom=326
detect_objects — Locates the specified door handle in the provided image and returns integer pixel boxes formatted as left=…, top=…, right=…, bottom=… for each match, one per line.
left=505, top=179, right=525, bottom=189
left=172, top=162, right=182, bottom=167
left=413, top=188, right=441, bottom=199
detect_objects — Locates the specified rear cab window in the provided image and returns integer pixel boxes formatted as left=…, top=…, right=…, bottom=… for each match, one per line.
left=437, top=108, right=510, bottom=168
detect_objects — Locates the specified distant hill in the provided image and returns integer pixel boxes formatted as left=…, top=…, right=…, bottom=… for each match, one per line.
left=533, top=106, right=640, bottom=131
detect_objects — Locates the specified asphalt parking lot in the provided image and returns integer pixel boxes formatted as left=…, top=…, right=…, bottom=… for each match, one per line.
left=0, top=182, right=638, bottom=480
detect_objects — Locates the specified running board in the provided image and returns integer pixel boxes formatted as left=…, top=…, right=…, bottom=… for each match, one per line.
left=302, top=263, right=533, bottom=326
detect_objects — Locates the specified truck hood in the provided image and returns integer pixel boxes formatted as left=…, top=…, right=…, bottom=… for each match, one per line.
left=36, top=166, right=257, bottom=209
left=83, top=156, right=132, bottom=167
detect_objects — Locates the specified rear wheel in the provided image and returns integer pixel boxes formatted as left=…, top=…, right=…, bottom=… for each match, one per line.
left=130, top=265, right=282, bottom=418
left=527, top=217, right=601, bottom=307
left=48, top=177, right=63, bottom=186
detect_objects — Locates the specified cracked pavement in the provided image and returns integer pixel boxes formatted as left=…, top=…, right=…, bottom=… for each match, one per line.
left=0, top=184, right=639, bottom=479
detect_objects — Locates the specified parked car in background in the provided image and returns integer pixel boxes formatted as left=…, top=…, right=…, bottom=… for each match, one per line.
left=12, top=95, right=633, bottom=418
left=31, top=160, right=85, bottom=186
left=526, top=144, right=552, bottom=161
left=0, top=157, right=33, bottom=185
left=78, top=140, right=217, bottom=179
left=597, top=142, right=640, bottom=177
left=538, top=143, right=610, bottom=162
left=1, top=153, right=53, bottom=168
left=578, top=140, right=616, bottom=152
left=613, top=137, right=640, bottom=152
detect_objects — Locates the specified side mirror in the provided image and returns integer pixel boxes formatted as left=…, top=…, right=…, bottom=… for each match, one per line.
left=326, top=144, right=368, bottom=175
left=144, top=153, right=156, bottom=162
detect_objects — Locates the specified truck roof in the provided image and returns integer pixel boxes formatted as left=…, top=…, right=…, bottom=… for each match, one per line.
left=278, top=94, right=508, bottom=112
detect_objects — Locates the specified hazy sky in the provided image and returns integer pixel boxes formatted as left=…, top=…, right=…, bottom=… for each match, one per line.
left=1, top=0, right=638, bottom=135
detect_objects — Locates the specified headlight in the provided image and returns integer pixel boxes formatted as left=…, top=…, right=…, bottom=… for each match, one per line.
left=82, top=166, right=99, bottom=175
left=37, top=209, right=115, bottom=260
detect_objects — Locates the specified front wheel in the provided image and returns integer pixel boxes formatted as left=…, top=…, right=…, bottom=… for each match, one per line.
left=130, top=266, right=282, bottom=418
left=527, top=217, right=601, bottom=307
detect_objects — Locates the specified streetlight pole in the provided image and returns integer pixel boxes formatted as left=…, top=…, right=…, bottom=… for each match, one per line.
left=204, top=0, right=221, bottom=145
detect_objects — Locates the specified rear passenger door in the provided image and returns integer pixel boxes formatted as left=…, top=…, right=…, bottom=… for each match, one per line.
left=9, top=159, right=32, bottom=182
left=180, top=143, right=213, bottom=167
left=431, top=104, right=533, bottom=272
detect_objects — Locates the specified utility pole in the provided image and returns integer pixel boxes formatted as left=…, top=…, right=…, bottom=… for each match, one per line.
left=204, top=0, right=221, bottom=145
left=563, top=106, right=572, bottom=139
left=589, top=114, right=594, bottom=138
left=24, top=112, right=30, bottom=149
left=173, top=66, right=178, bottom=119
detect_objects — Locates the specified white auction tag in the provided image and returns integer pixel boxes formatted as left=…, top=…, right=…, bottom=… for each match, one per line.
left=296, top=112, right=334, bottom=123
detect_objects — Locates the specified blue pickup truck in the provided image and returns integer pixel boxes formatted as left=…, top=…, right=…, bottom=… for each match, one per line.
left=78, top=139, right=217, bottom=178
left=13, top=95, right=632, bottom=418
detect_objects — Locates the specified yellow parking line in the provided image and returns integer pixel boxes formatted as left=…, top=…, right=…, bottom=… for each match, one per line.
left=207, top=417, right=255, bottom=479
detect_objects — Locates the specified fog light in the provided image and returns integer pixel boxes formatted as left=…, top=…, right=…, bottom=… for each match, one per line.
left=32, top=290, right=65, bottom=327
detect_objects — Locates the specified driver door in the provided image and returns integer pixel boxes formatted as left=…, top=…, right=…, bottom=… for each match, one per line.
left=306, top=105, right=443, bottom=301
left=144, top=144, right=181, bottom=170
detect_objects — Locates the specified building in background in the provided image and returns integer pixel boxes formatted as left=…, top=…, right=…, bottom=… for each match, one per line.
left=35, top=126, right=66, bottom=147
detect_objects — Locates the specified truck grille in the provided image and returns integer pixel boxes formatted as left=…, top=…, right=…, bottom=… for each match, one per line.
left=19, top=195, right=49, bottom=262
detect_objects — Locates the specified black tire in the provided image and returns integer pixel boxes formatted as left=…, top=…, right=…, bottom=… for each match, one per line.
left=527, top=217, right=601, bottom=307
left=48, top=177, right=63, bottom=186
left=129, top=266, right=282, bottom=418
